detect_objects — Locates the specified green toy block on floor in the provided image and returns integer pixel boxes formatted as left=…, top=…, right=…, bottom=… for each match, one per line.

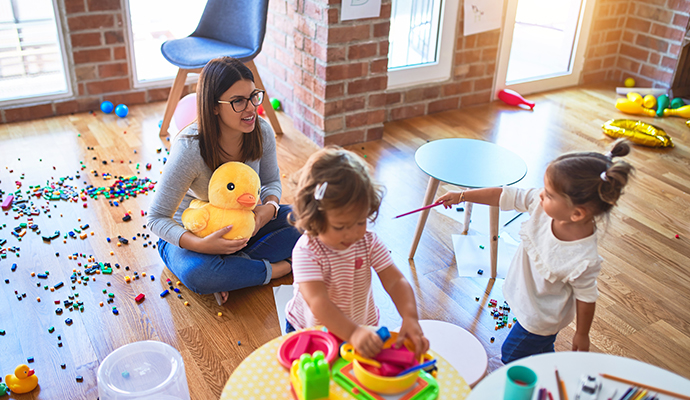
left=297, top=351, right=329, bottom=400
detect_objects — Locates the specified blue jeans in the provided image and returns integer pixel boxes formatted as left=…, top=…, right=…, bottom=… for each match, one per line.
left=157, top=205, right=300, bottom=294
left=286, top=319, right=296, bottom=333
left=501, top=320, right=558, bottom=364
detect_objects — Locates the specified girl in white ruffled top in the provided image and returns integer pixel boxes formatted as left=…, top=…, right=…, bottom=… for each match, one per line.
left=437, top=139, right=634, bottom=364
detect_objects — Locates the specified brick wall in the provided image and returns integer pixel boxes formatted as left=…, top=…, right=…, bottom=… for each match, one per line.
left=583, top=0, right=690, bottom=88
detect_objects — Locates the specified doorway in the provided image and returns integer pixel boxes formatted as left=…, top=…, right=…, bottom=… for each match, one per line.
left=493, top=0, right=596, bottom=97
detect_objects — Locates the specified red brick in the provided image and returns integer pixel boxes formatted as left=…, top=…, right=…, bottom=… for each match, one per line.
left=55, top=100, right=80, bottom=115
left=379, top=41, right=389, bottom=56
left=405, top=87, right=440, bottom=102
left=443, top=81, right=472, bottom=96
left=455, top=49, right=481, bottom=65
left=584, top=58, right=603, bottom=72
left=481, top=47, right=498, bottom=62
left=384, top=92, right=400, bottom=105
left=661, top=56, right=678, bottom=70
left=87, top=0, right=120, bottom=11
left=380, top=2, right=392, bottom=19
left=588, top=32, right=601, bottom=47
left=304, top=0, right=323, bottom=21
left=373, top=22, right=390, bottom=38
left=107, top=92, right=146, bottom=106
left=595, top=17, right=620, bottom=32
left=104, top=30, right=125, bottom=45
left=370, top=59, right=388, bottom=74
left=348, top=42, right=378, bottom=59
left=294, top=32, right=305, bottom=50
left=324, top=96, right=366, bottom=115
left=467, top=64, right=485, bottom=78
left=667, top=0, right=690, bottom=11
left=390, top=104, right=425, bottom=121
left=640, top=64, right=673, bottom=83
left=672, top=13, right=690, bottom=29
left=86, top=78, right=130, bottom=95
left=634, top=4, right=673, bottom=24
left=71, top=32, right=101, bottom=48
left=303, top=54, right=316, bottom=74
left=474, top=77, right=493, bottom=91
left=428, top=97, right=460, bottom=114
left=327, top=8, right=339, bottom=24
left=323, top=130, right=365, bottom=147
left=461, top=91, right=491, bottom=107
left=327, top=46, right=347, bottom=62
left=99, top=62, right=128, bottom=78
left=64, top=0, right=85, bottom=13
left=605, top=30, right=622, bottom=42
left=311, top=40, right=329, bottom=61
left=620, top=44, right=649, bottom=60
left=316, top=25, right=328, bottom=43
left=329, top=25, right=371, bottom=43
left=649, top=52, right=661, bottom=65
left=113, top=46, right=127, bottom=60
left=651, top=24, right=685, bottom=42
left=622, top=31, right=635, bottom=43
left=326, top=63, right=367, bottom=80
left=5, top=104, right=54, bottom=123
left=486, top=62, right=496, bottom=76
left=73, top=48, right=111, bottom=64
left=369, top=93, right=388, bottom=107
left=347, top=77, right=386, bottom=95
left=325, top=83, right=344, bottom=98
left=477, top=30, right=500, bottom=47
left=365, top=126, right=384, bottom=142
left=346, top=110, right=385, bottom=128
left=294, top=85, right=314, bottom=107
left=583, top=70, right=608, bottom=84
left=68, top=14, right=115, bottom=31
left=636, top=35, right=669, bottom=53
left=324, top=116, right=343, bottom=131
left=625, top=17, right=651, bottom=33
left=297, top=15, right=316, bottom=37
left=463, top=35, right=478, bottom=49
left=147, top=87, right=171, bottom=102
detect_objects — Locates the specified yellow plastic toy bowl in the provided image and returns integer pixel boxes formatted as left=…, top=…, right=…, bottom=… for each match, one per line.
left=350, top=332, right=421, bottom=395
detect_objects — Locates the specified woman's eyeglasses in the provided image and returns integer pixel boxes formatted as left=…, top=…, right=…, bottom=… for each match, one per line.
left=217, top=90, right=265, bottom=113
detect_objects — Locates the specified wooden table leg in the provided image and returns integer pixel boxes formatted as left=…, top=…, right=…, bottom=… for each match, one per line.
left=409, top=177, right=440, bottom=259
left=489, top=205, right=499, bottom=278
left=461, top=202, right=473, bottom=235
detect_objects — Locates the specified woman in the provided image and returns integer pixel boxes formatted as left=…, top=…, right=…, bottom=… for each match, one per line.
left=148, top=57, right=299, bottom=305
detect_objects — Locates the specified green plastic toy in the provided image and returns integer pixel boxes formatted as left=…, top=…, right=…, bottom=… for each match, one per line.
left=656, top=94, right=669, bottom=117
left=297, top=351, right=329, bottom=400
left=670, top=97, right=685, bottom=109
left=270, top=98, right=281, bottom=111
left=0, top=382, right=8, bottom=396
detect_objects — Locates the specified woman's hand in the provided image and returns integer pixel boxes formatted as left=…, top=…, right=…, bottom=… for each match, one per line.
left=437, top=191, right=465, bottom=209
left=197, top=226, right=249, bottom=254
left=350, top=326, right=383, bottom=359
left=396, top=318, right=429, bottom=360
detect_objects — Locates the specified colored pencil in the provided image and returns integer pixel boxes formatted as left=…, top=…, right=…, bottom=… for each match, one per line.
left=503, top=212, right=524, bottom=227
left=600, top=373, right=690, bottom=400
left=393, top=200, right=444, bottom=219
left=555, top=368, right=566, bottom=400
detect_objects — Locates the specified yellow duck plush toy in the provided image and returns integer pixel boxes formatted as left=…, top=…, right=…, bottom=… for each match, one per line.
left=5, top=364, right=38, bottom=394
left=182, top=161, right=261, bottom=240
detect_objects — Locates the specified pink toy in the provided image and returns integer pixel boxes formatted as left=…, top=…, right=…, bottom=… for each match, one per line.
left=1, top=195, right=13, bottom=210
left=394, top=200, right=444, bottom=219
left=498, top=89, right=535, bottom=110
left=173, top=93, right=197, bottom=131
left=374, top=347, right=416, bottom=367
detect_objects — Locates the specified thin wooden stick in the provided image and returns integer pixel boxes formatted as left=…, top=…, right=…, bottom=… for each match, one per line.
left=600, top=373, right=690, bottom=400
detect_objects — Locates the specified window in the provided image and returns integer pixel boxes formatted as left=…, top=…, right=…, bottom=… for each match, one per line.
left=0, top=0, right=71, bottom=104
left=125, top=0, right=207, bottom=87
left=387, top=0, right=460, bottom=89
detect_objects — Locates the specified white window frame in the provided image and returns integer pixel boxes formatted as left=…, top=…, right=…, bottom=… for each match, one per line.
left=387, top=0, right=460, bottom=90
left=0, top=0, right=73, bottom=107
left=122, top=0, right=201, bottom=90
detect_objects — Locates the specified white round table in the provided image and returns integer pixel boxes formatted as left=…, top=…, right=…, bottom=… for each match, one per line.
left=467, top=352, right=690, bottom=400
left=418, top=320, right=488, bottom=388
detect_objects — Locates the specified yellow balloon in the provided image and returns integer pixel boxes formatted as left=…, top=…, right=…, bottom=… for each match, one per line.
left=643, top=95, right=657, bottom=109
left=602, top=119, right=673, bottom=148
left=615, top=98, right=657, bottom=117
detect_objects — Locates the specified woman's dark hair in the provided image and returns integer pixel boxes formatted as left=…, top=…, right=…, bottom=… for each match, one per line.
left=196, top=57, right=263, bottom=170
left=547, top=139, right=634, bottom=216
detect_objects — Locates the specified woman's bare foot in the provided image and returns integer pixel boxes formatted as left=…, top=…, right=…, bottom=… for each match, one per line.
left=213, top=291, right=229, bottom=305
left=270, top=260, right=292, bottom=279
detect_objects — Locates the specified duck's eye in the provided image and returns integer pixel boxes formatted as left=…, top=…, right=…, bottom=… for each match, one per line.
left=227, top=182, right=235, bottom=191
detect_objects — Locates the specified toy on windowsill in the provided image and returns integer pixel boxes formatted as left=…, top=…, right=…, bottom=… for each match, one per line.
left=181, top=161, right=260, bottom=240
left=5, top=364, right=38, bottom=394
left=497, top=89, right=535, bottom=110
left=290, top=351, right=330, bottom=400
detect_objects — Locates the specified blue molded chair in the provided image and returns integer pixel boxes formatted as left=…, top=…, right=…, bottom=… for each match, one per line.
left=158, top=0, right=282, bottom=136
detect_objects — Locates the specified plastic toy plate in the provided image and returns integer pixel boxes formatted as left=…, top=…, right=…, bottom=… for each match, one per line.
left=277, top=330, right=340, bottom=369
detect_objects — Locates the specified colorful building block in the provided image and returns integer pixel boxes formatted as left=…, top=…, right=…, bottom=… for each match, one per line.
left=291, top=351, right=330, bottom=400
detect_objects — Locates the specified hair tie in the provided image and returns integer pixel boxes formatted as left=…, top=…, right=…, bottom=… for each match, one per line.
left=604, top=151, right=613, bottom=159
left=600, top=171, right=608, bottom=182
left=314, top=182, right=328, bottom=200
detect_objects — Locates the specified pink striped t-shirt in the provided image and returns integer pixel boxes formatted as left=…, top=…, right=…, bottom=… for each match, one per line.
left=285, top=231, right=393, bottom=330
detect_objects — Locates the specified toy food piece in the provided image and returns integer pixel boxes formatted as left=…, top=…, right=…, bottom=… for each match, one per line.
left=615, top=98, right=656, bottom=117
left=5, top=364, right=38, bottom=394
left=182, top=161, right=260, bottom=239
left=602, top=119, right=673, bottom=148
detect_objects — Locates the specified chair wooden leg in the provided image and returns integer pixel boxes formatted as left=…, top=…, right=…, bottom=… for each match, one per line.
left=409, top=177, right=440, bottom=259
left=246, top=60, right=283, bottom=134
left=159, top=68, right=189, bottom=137
left=489, top=205, right=499, bottom=278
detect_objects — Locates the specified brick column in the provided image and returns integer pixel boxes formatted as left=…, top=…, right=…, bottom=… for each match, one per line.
left=292, top=0, right=391, bottom=147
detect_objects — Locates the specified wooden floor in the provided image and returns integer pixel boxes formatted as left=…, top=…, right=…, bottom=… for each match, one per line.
left=0, top=83, right=688, bottom=399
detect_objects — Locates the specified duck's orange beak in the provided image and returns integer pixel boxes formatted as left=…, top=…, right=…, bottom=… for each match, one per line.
left=27, top=369, right=35, bottom=377
left=236, top=193, right=257, bottom=207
